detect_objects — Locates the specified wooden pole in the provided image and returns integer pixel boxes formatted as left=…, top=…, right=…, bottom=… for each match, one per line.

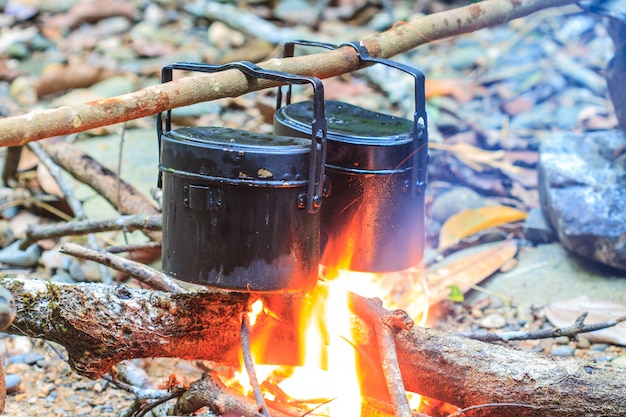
left=0, top=0, right=578, bottom=147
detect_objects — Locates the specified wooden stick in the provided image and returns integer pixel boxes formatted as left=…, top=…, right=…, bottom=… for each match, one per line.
left=350, top=296, right=414, bottom=417
left=0, top=0, right=578, bottom=147
left=28, top=142, right=113, bottom=284
left=241, top=311, right=272, bottom=417
left=21, top=214, right=162, bottom=249
left=2, top=276, right=625, bottom=416
left=58, top=242, right=184, bottom=294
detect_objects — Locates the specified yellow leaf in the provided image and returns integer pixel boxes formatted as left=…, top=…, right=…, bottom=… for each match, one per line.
left=438, top=206, right=528, bottom=250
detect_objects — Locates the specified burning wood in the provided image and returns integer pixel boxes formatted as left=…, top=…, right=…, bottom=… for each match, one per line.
left=2, top=274, right=625, bottom=416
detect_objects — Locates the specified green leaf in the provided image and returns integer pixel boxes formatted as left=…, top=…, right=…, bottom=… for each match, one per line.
left=448, top=285, right=465, bottom=303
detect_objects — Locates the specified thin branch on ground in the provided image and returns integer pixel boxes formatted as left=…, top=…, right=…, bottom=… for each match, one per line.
left=28, top=141, right=113, bottom=285
left=20, top=214, right=162, bottom=249
left=105, top=241, right=161, bottom=254
left=38, top=137, right=161, bottom=242
left=460, top=312, right=626, bottom=343
left=103, top=374, right=170, bottom=400
left=58, top=242, right=184, bottom=294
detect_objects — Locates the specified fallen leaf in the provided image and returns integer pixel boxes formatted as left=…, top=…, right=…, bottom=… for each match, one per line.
left=426, top=78, right=477, bottom=103
left=439, top=206, right=528, bottom=250
left=427, top=240, right=518, bottom=301
left=43, top=0, right=136, bottom=32
left=545, top=296, right=626, bottom=346
left=35, top=63, right=121, bottom=98
left=430, top=142, right=523, bottom=175
left=36, top=163, right=63, bottom=198
left=397, top=240, right=518, bottom=320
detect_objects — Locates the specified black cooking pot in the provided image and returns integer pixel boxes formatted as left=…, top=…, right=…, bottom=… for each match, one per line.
left=157, top=61, right=327, bottom=292
left=274, top=41, right=428, bottom=272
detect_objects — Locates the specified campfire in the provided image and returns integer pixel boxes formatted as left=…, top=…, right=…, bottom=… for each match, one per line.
left=155, top=42, right=430, bottom=416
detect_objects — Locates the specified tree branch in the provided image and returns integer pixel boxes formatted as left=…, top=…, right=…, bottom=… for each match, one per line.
left=58, top=242, right=184, bottom=293
left=21, top=214, right=162, bottom=249
left=0, top=0, right=578, bottom=147
left=460, top=311, right=626, bottom=343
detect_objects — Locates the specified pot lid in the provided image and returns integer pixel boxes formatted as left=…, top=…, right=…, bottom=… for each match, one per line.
left=160, top=126, right=312, bottom=186
left=275, top=100, right=416, bottom=172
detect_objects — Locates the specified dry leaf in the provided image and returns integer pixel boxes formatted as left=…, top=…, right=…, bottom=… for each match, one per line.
left=430, top=142, right=523, bottom=175
left=426, top=240, right=518, bottom=303
left=425, top=79, right=477, bottom=103
left=43, top=0, right=136, bottom=32
left=545, top=296, right=626, bottom=346
left=438, top=206, right=528, bottom=250
left=36, top=163, right=63, bottom=198
left=35, top=63, right=121, bottom=98
left=398, top=240, right=518, bottom=320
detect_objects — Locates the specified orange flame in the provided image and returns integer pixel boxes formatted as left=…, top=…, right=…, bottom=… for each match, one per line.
left=222, top=220, right=430, bottom=415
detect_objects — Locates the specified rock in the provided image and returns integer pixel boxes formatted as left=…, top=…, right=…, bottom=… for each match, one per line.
left=550, top=345, right=576, bottom=357
left=538, top=130, right=626, bottom=270
left=577, top=337, right=591, bottom=349
left=523, top=207, right=555, bottom=244
left=5, top=374, right=21, bottom=394
left=555, top=336, right=570, bottom=345
left=477, top=313, right=506, bottom=329
left=611, top=355, right=626, bottom=367
left=0, top=241, right=41, bottom=267
left=430, top=186, right=485, bottom=223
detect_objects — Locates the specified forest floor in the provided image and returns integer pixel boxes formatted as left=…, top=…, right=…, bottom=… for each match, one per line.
left=0, top=0, right=625, bottom=416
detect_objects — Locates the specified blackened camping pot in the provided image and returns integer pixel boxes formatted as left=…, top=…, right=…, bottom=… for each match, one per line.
left=157, top=61, right=327, bottom=292
left=274, top=41, right=428, bottom=273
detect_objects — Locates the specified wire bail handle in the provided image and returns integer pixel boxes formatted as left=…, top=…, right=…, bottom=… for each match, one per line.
left=157, top=61, right=327, bottom=213
left=279, top=40, right=428, bottom=197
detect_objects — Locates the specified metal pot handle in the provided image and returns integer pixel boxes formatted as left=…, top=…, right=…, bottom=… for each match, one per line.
left=280, top=40, right=428, bottom=197
left=157, top=61, right=327, bottom=213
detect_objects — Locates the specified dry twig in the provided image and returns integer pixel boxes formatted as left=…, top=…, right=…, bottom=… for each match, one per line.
left=28, top=141, right=113, bottom=284
left=21, top=214, right=162, bottom=249
left=460, top=312, right=626, bottom=343
left=241, top=311, right=272, bottom=417
left=58, top=242, right=184, bottom=293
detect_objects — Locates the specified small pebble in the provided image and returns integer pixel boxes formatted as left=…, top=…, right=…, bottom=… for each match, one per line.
left=22, top=352, right=45, bottom=365
left=5, top=373, right=21, bottom=393
left=555, top=336, right=570, bottom=345
left=610, top=355, right=626, bottom=368
left=591, top=344, right=609, bottom=352
left=470, top=307, right=483, bottom=319
left=478, top=313, right=506, bottom=329
left=550, top=345, right=575, bottom=357
left=576, top=337, right=591, bottom=349
left=430, top=187, right=485, bottom=223
left=538, top=338, right=555, bottom=352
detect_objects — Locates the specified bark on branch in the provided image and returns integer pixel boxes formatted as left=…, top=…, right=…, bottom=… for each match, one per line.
left=1, top=276, right=624, bottom=417
left=0, top=0, right=578, bottom=147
